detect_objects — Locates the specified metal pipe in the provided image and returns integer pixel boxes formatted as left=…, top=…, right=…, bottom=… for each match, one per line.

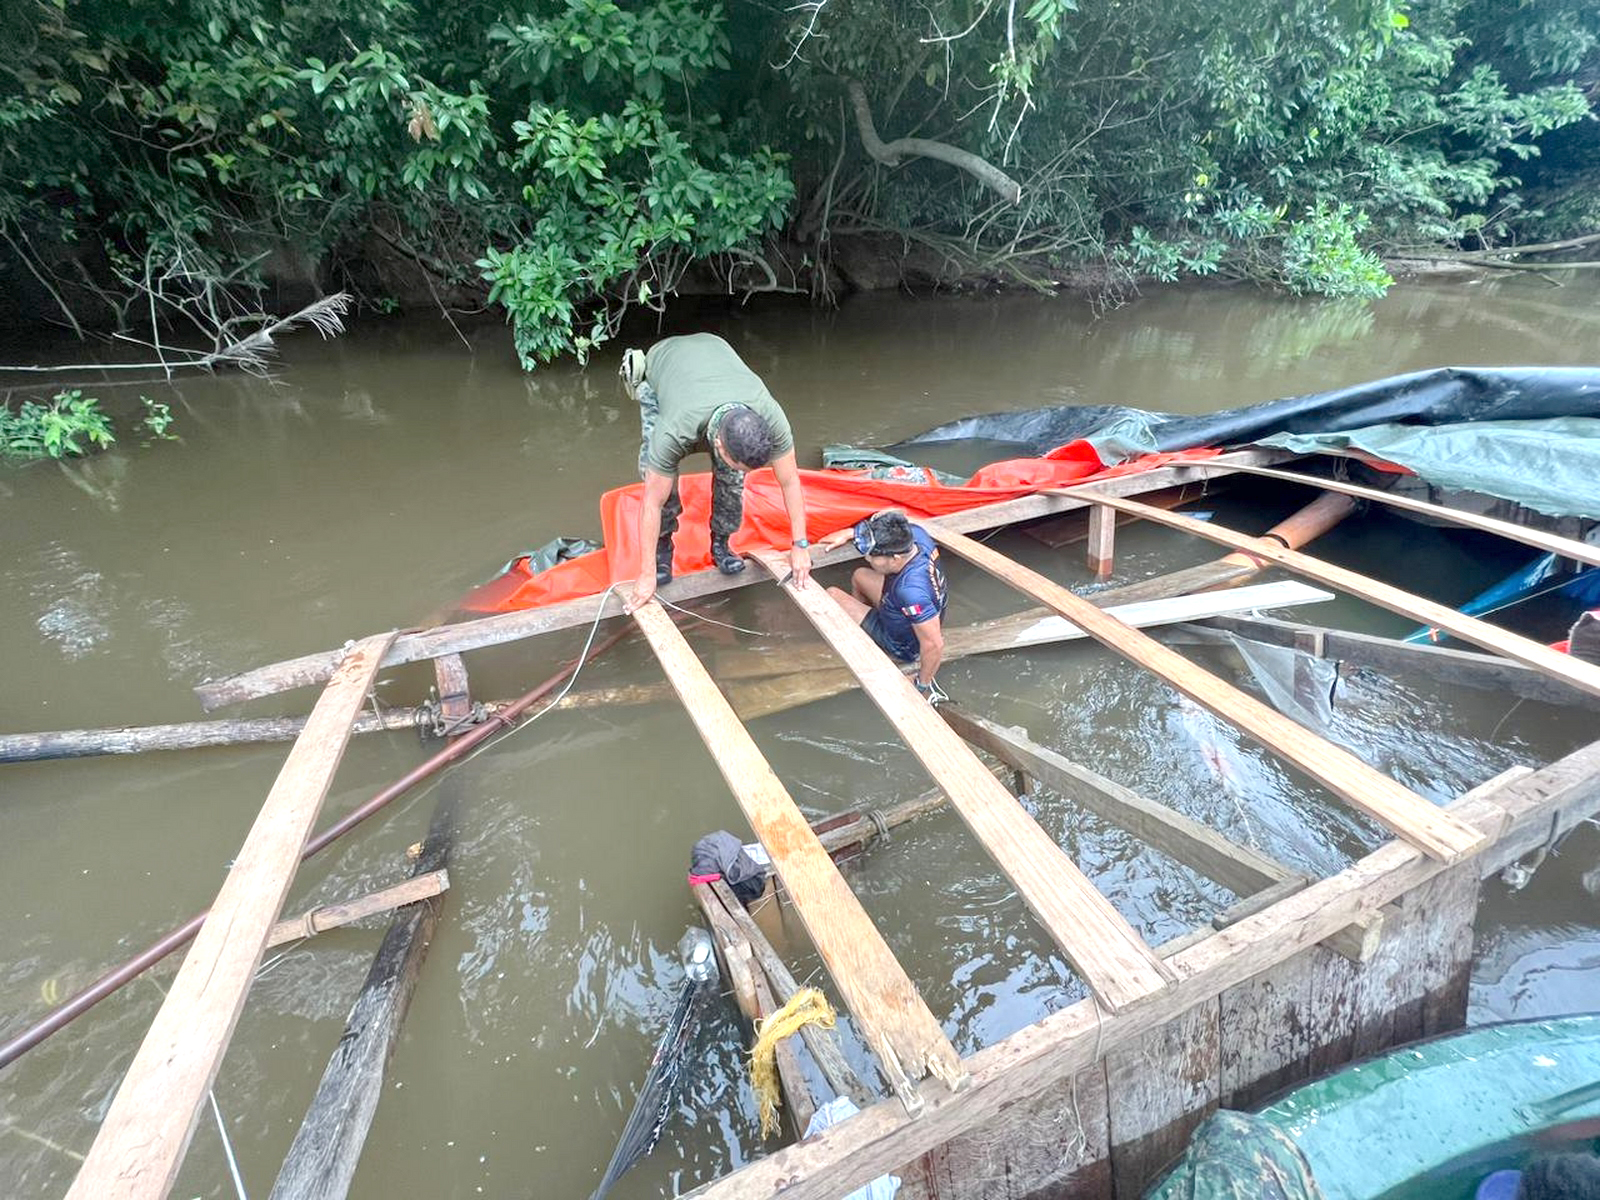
left=0, top=627, right=630, bottom=1072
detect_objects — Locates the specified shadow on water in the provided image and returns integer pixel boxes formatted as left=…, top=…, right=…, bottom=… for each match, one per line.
left=2, top=276, right=1599, bottom=1197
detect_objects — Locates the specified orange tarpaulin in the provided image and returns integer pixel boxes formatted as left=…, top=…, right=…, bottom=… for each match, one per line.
left=461, top=440, right=1223, bottom=613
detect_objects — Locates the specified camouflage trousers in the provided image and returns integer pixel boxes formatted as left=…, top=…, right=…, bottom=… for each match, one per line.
left=635, top=380, right=746, bottom=541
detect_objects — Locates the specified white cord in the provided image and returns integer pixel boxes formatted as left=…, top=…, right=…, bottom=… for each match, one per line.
left=210, top=1090, right=249, bottom=1200
left=657, top=595, right=775, bottom=637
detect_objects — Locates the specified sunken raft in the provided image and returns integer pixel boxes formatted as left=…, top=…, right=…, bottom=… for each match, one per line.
left=31, top=444, right=1600, bottom=1200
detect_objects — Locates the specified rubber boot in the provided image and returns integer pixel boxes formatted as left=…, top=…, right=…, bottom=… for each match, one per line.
left=655, top=536, right=675, bottom=586
left=711, top=534, right=745, bottom=575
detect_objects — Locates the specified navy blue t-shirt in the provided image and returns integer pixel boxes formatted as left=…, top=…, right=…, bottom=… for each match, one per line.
left=852, top=523, right=948, bottom=659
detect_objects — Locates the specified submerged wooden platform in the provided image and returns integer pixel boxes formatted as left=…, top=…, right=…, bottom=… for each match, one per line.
left=46, top=448, right=1600, bottom=1200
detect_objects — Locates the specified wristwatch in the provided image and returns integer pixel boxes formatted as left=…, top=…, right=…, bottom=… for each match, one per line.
left=792, top=539, right=810, bottom=549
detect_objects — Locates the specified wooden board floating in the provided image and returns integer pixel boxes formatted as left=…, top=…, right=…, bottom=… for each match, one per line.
left=631, top=601, right=964, bottom=1108
left=753, top=551, right=1175, bottom=1014
left=67, top=632, right=397, bottom=1200
left=1184, top=461, right=1600, bottom=570
left=926, top=525, right=1486, bottom=865
left=266, top=869, right=449, bottom=949
left=1073, top=491, right=1600, bottom=702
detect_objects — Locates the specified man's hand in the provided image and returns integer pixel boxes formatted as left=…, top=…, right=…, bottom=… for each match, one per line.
left=914, top=677, right=949, bottom=705
left=625, top=572, right=657, bottom=613
left=788, top=543, right=812, bottom=589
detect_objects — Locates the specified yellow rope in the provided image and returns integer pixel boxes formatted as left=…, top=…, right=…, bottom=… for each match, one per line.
left=749, top=987, right=836, bottom=1138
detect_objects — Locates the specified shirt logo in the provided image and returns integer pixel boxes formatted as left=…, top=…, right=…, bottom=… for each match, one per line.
left=901, top=603, right=926, bottom=617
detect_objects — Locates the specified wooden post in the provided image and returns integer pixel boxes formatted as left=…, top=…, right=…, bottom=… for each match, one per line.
left=927, top=525, right=1486, bottom=865
left=67, top=633, right=395, bottom=1200
left=1087, top=504, right=1116, bottom=580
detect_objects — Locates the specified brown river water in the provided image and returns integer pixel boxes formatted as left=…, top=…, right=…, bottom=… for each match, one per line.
left=3, top=277, right=1599, bottom=1198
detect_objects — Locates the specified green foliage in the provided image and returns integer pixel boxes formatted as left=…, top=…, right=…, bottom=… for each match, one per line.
left=1, top=0, right=1596, bottom=347
left=0, top=391, right=116, bottom=460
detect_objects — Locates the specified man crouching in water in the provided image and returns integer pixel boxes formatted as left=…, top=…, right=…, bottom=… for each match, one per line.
left=816, top=510, right=948, bottom=701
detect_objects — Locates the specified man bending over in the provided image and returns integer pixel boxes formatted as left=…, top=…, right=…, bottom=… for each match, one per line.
left=620, top=333, right=811, bottom=611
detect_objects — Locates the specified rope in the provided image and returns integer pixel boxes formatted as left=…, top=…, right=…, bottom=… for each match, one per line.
left=657, top=596, right=776, bottom=636
left=750, top=987, right=837, bottom=1137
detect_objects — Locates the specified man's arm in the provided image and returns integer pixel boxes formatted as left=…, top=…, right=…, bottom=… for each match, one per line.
left=770, top=449, right=812, bottom=588
left=911, top=615, right=944, bottom=687
left=627, top=469, right=677, bottom=611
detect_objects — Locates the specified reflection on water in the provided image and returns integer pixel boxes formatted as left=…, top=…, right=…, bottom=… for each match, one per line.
left=2, top=275, right=1599, bottom=1198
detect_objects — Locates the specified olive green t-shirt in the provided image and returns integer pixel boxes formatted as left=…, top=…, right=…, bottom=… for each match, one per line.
left=642, top=333, right=794, bottom=475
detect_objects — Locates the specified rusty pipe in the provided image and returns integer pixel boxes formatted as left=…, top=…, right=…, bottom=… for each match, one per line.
left=0, top=625, right=631, bottom=1072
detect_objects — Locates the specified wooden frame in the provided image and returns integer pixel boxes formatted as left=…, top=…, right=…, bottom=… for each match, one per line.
left=926, top=525, right=1485, bottom=864
left=1071, top=491, right=1600, bottom=700
left=192, top=451, right=1292, bottom=711
left=683, top=745, right=1600, bottom=1200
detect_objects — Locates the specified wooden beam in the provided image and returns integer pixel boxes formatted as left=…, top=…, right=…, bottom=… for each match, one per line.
left=266, top=870, right=449, bottom=949
left=1073, top=492, right=1600, bottom=701
left=1165, top=613, right=1599, bottom=710
left=939, top=707, right=1290, bottom=897
left=1184, top=462, right=1600, bottom=569
left=193, top=451, right=1291, bottom=711
left=927, top=525, right=1485, bottom=865
left=67, top=633, right=396, bottom=1200
left=937, top=707, right=1384, bottom=963
left=631, top=601, right=963, bottom=1108
left=683, top=754, right=1598, bottom=1200
left=753, top=553, right=1174, bottom=1013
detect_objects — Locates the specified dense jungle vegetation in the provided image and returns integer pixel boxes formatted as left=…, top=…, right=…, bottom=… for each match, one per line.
left=2, top=0, right=1597, bottom=367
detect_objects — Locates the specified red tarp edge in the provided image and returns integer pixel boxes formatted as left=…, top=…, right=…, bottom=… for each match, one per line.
left=460, top=441, right=1224, bottom=613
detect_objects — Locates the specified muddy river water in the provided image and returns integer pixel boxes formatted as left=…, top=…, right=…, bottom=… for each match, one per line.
left=3, top=277, right=1599, bottom=1198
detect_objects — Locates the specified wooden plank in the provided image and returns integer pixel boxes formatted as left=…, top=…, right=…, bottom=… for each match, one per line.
left=692, top=882, right=763, bottom=1025
left=1074, top=491, right=1600, bottom=701
left=937, top=708, right=1385, bottom=963
left=67, top=633, right=396, bottom=1200
left=752, top=552, right=1173, bottom=1014
left=193, top=451, right=1291, bottom=711
left=631, top=602, right=963, bottom=1106
left=908, top=1061, right=1112, bottom=1200
left=266, top=870, right=449, bottom=949
left=683, top=750, right=1588, bottom=1200
left=928, top=525, right=1486, bottom=865
left=1169, top=613, right=1599, bottom=710
left=750, top=970, right=820, bottom=1138
left=938, top=707, right=1290, bottom=898
left=1105, top=1001, right=1220, bottom=1198
left=1184, top=462, right=1600, bottom=569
